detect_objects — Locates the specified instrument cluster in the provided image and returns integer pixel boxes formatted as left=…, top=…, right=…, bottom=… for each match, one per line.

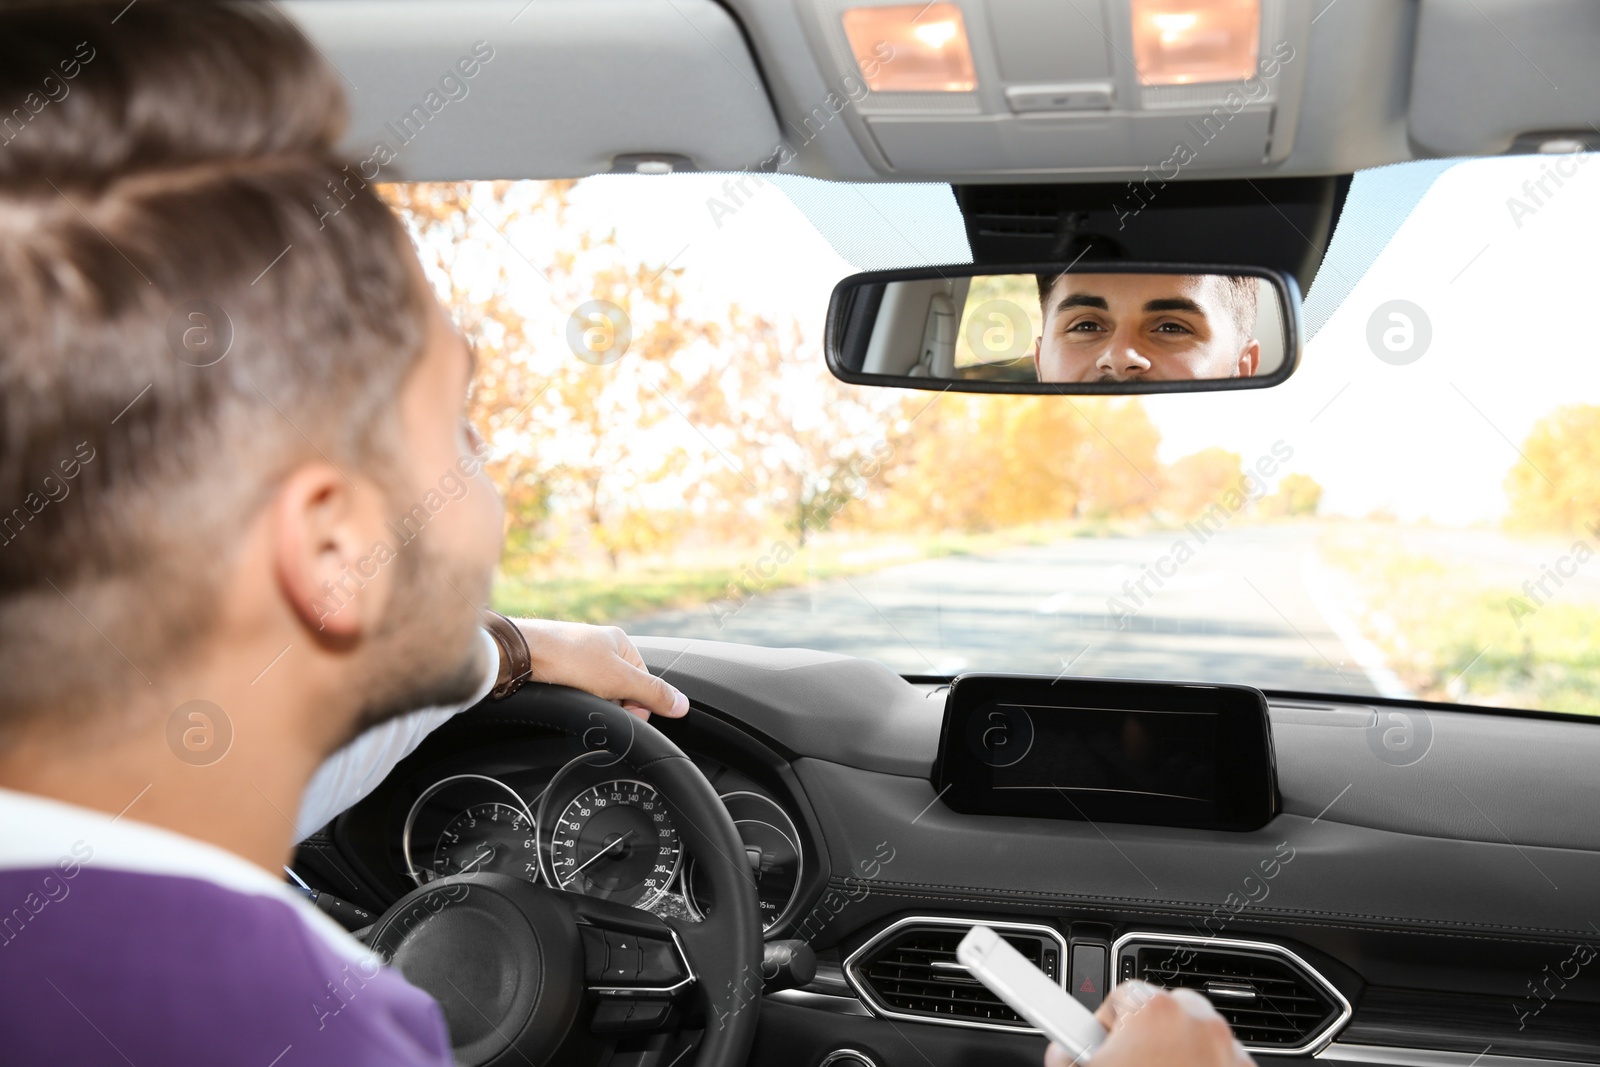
left=400, top=756, right=804, bottom=930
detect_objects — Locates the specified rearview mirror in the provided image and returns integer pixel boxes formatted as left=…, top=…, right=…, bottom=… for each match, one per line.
left=826, top=263, right=1300, bottom=394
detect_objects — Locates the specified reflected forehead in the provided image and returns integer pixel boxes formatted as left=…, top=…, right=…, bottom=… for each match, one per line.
left=1051, top=272, right=1212, bottom=306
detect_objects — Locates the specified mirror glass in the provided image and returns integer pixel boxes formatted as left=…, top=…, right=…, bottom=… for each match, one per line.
left=830, top=267, right=1295, bottom=393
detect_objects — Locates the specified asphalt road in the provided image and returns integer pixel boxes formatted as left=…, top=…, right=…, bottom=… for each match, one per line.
left=626, top=525, right=1408, bottom=698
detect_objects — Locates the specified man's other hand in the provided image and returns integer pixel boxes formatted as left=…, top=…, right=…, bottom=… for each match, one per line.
left=515, top=620, right=689, bottom=721
left=1045, top=981, right=1253, bottom=1067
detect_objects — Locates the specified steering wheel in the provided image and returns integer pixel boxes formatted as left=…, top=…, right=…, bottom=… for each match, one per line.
left=364, top=684, right=764, bottom=1067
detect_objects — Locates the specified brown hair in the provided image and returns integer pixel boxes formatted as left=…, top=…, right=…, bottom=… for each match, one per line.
left=0, top=1, right=426, bottom=729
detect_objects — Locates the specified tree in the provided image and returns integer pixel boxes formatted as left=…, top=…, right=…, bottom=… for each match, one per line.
left=384, top=181, right=733, bottom=571
left=871, top=395, right=1163, bottom=532
left=1261, top=472, right=1323, bottom=518
left=384, top=180, right=906, bottom=572
left=1161, top=448, right=1244, bottom=520
left=1505, top=405, right=1600, bottom=534
left=1070, top=398, right=1162, bottom=520
left=706, top=307, right=901, bottom=546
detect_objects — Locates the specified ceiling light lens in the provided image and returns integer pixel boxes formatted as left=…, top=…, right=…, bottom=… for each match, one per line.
left=1131, top=0, right=1260, bottom=86
left=913, top=21, right=959, bottom=49
left=842, top=3, right=977, bottom=93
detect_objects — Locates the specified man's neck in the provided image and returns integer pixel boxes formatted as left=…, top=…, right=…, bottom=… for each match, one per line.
left=0, top=684, right=339, bottom=874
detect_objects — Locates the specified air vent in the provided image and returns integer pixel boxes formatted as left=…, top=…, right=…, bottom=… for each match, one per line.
left=845, top=918, right=1065, bottom=1031
left=1115, top=934, right=1351, bottom=1055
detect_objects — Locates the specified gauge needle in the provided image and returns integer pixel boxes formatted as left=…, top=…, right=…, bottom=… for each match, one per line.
left=569, top=831, right=635, bottom=879
left=459, top=847, right=495, bottom=874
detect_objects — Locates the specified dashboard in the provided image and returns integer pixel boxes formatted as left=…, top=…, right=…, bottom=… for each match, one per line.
left=293, top=638, right=1600, bottom=1067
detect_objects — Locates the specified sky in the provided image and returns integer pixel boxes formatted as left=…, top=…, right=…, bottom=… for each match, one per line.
left=464, top=153, right=1600, bottom=528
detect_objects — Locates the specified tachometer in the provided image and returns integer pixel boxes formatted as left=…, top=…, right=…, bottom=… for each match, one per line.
left=432, top=802, right=539, bottom=882
left=549, top=779, right=681, bottom=909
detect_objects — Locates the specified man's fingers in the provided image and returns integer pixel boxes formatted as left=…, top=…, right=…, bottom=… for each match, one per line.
left=606, top=628, right=687, bottom=718
left=1097, top=979, right=1159, bottom=1031
left=612, top=659, right=688, bottom=718
left=1043, top=1044, right=1079, bottom=1067
left=512, top=618, right=688, bottom=719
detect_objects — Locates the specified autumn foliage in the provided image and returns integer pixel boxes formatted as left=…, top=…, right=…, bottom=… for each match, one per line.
left=1505, top=404, right=1600, bottom=534
left=383, top=181, right=1315, bottom=577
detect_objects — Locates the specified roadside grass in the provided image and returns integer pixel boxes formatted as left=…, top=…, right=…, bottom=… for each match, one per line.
left=1319, top=527, right=1600, bottom=716
left=491, top=523, right=1082, bottom=625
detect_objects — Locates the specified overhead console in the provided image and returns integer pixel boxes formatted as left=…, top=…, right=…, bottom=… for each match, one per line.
left=789, top=0, right=1311, bottom=178
left=933, top=674, right=1277, bottom=831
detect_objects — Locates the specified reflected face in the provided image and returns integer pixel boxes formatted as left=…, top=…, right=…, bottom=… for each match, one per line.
left=1031, top=273, right=1260, bottom=383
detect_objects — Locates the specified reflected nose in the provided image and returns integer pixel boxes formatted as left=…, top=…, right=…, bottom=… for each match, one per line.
left=1096, top=339, right=1152, bottom=381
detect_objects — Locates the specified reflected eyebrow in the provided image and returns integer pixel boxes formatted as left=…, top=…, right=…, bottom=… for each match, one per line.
left=1143, top=297, right=1206, bottom=315
left=1054, top=292, right=1108, bottom=315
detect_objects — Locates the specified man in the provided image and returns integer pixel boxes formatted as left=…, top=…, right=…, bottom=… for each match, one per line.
left=0, top=4, right=1253, bottom=1066
left=1031, top=271, right=1261, bottom=383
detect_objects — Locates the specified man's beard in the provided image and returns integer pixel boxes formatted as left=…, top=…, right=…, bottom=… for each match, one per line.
left=336, top=534, right=494, bottom=750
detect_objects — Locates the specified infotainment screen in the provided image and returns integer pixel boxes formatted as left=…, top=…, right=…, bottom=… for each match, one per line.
left=933, top=675, right=1276, bottom=831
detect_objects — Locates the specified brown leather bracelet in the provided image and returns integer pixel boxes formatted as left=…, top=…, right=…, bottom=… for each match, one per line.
left=482, top=610, right=532, bottom=700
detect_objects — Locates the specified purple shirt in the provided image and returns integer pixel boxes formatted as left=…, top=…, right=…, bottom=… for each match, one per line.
left=0, top=789, right=452, bottom=1066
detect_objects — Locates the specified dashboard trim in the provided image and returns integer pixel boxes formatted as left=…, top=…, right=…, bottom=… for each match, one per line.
left=842, top=915, right=1069, bottom=1035
left=819, top=1050, right=881, bottom=1067
left=1318, top=1044, right=1600, bottom=1067
left=1112, top=930, right=1353, bottom=1057
left=765, top=989, right=873, bottom=1016
left=400, top=773, right=538, bottom=887
left=684, top=789, right=806, bottom=934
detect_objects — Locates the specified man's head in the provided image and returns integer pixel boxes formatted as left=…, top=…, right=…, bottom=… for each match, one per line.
left=1031, top=271, right=1261, bottom=383
left=0, top=2, right=502, bottom=754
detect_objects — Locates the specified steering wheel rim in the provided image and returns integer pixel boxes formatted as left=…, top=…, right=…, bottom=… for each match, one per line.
left=365, top=684, right=764, bottom=1067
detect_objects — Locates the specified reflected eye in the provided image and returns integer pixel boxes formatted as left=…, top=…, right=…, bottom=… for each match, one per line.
left=1153, top=321, right=1194, bottom=335
left=1065, top=319, right=1107, bottom=333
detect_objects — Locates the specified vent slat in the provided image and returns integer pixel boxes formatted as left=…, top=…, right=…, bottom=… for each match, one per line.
left=1130, top=943, right=1339, bottom=1050
left=856, top=927, right=1052, bottom=1027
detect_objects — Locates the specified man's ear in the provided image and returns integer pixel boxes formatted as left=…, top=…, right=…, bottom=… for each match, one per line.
left=271, top=464, right=390, bottom=641
left=1030, top=336, right=1042, bottom=379
left=1238, top=338, right=1261, bottom=378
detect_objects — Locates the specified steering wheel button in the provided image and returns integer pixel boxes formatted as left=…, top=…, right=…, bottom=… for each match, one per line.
left=580, top=926, right=610, bottom=981
left=590, top=1000, right=634, bottom=1033
left=603, top=931, right=641, bottom=980
left=628, top=1000, right=671, bottom=1028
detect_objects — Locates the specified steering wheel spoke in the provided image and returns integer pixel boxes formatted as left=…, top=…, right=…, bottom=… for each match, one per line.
left=571, top=896, right=696, bottom=1035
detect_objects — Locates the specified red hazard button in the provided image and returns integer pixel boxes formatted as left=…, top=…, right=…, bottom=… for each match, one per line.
left=1070, top=944, right=1107, bottom=1010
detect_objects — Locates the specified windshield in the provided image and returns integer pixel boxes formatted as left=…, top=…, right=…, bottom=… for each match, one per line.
left=390, top=152, right=1600, bottom=717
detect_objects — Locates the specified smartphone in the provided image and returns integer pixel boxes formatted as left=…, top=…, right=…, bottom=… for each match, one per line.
left=957, top=925, right=1107, bottom=1063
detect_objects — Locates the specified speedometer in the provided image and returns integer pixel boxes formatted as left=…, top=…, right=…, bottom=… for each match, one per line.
left=549, top=779, right=681, bottom=909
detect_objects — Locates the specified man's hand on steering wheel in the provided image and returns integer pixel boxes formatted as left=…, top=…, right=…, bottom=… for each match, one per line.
left=516, top=619, right=690, bottom=721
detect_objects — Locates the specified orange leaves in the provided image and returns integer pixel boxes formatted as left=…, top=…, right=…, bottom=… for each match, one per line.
left=1505, top=404, right=1600, bottom=534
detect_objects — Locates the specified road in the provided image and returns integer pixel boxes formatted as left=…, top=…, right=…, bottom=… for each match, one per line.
left=625, top=525, right=1407, bottom=697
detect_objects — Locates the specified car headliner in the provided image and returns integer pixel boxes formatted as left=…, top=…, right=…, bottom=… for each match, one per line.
left=282, top=0, right=1599, bottom=185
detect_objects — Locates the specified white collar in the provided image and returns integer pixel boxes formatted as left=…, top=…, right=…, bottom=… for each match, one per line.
left=0, top=785, right=374, bottom=964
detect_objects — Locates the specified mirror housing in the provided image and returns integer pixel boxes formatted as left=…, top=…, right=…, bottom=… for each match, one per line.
left=826, top=262, right=1302, bottom=395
